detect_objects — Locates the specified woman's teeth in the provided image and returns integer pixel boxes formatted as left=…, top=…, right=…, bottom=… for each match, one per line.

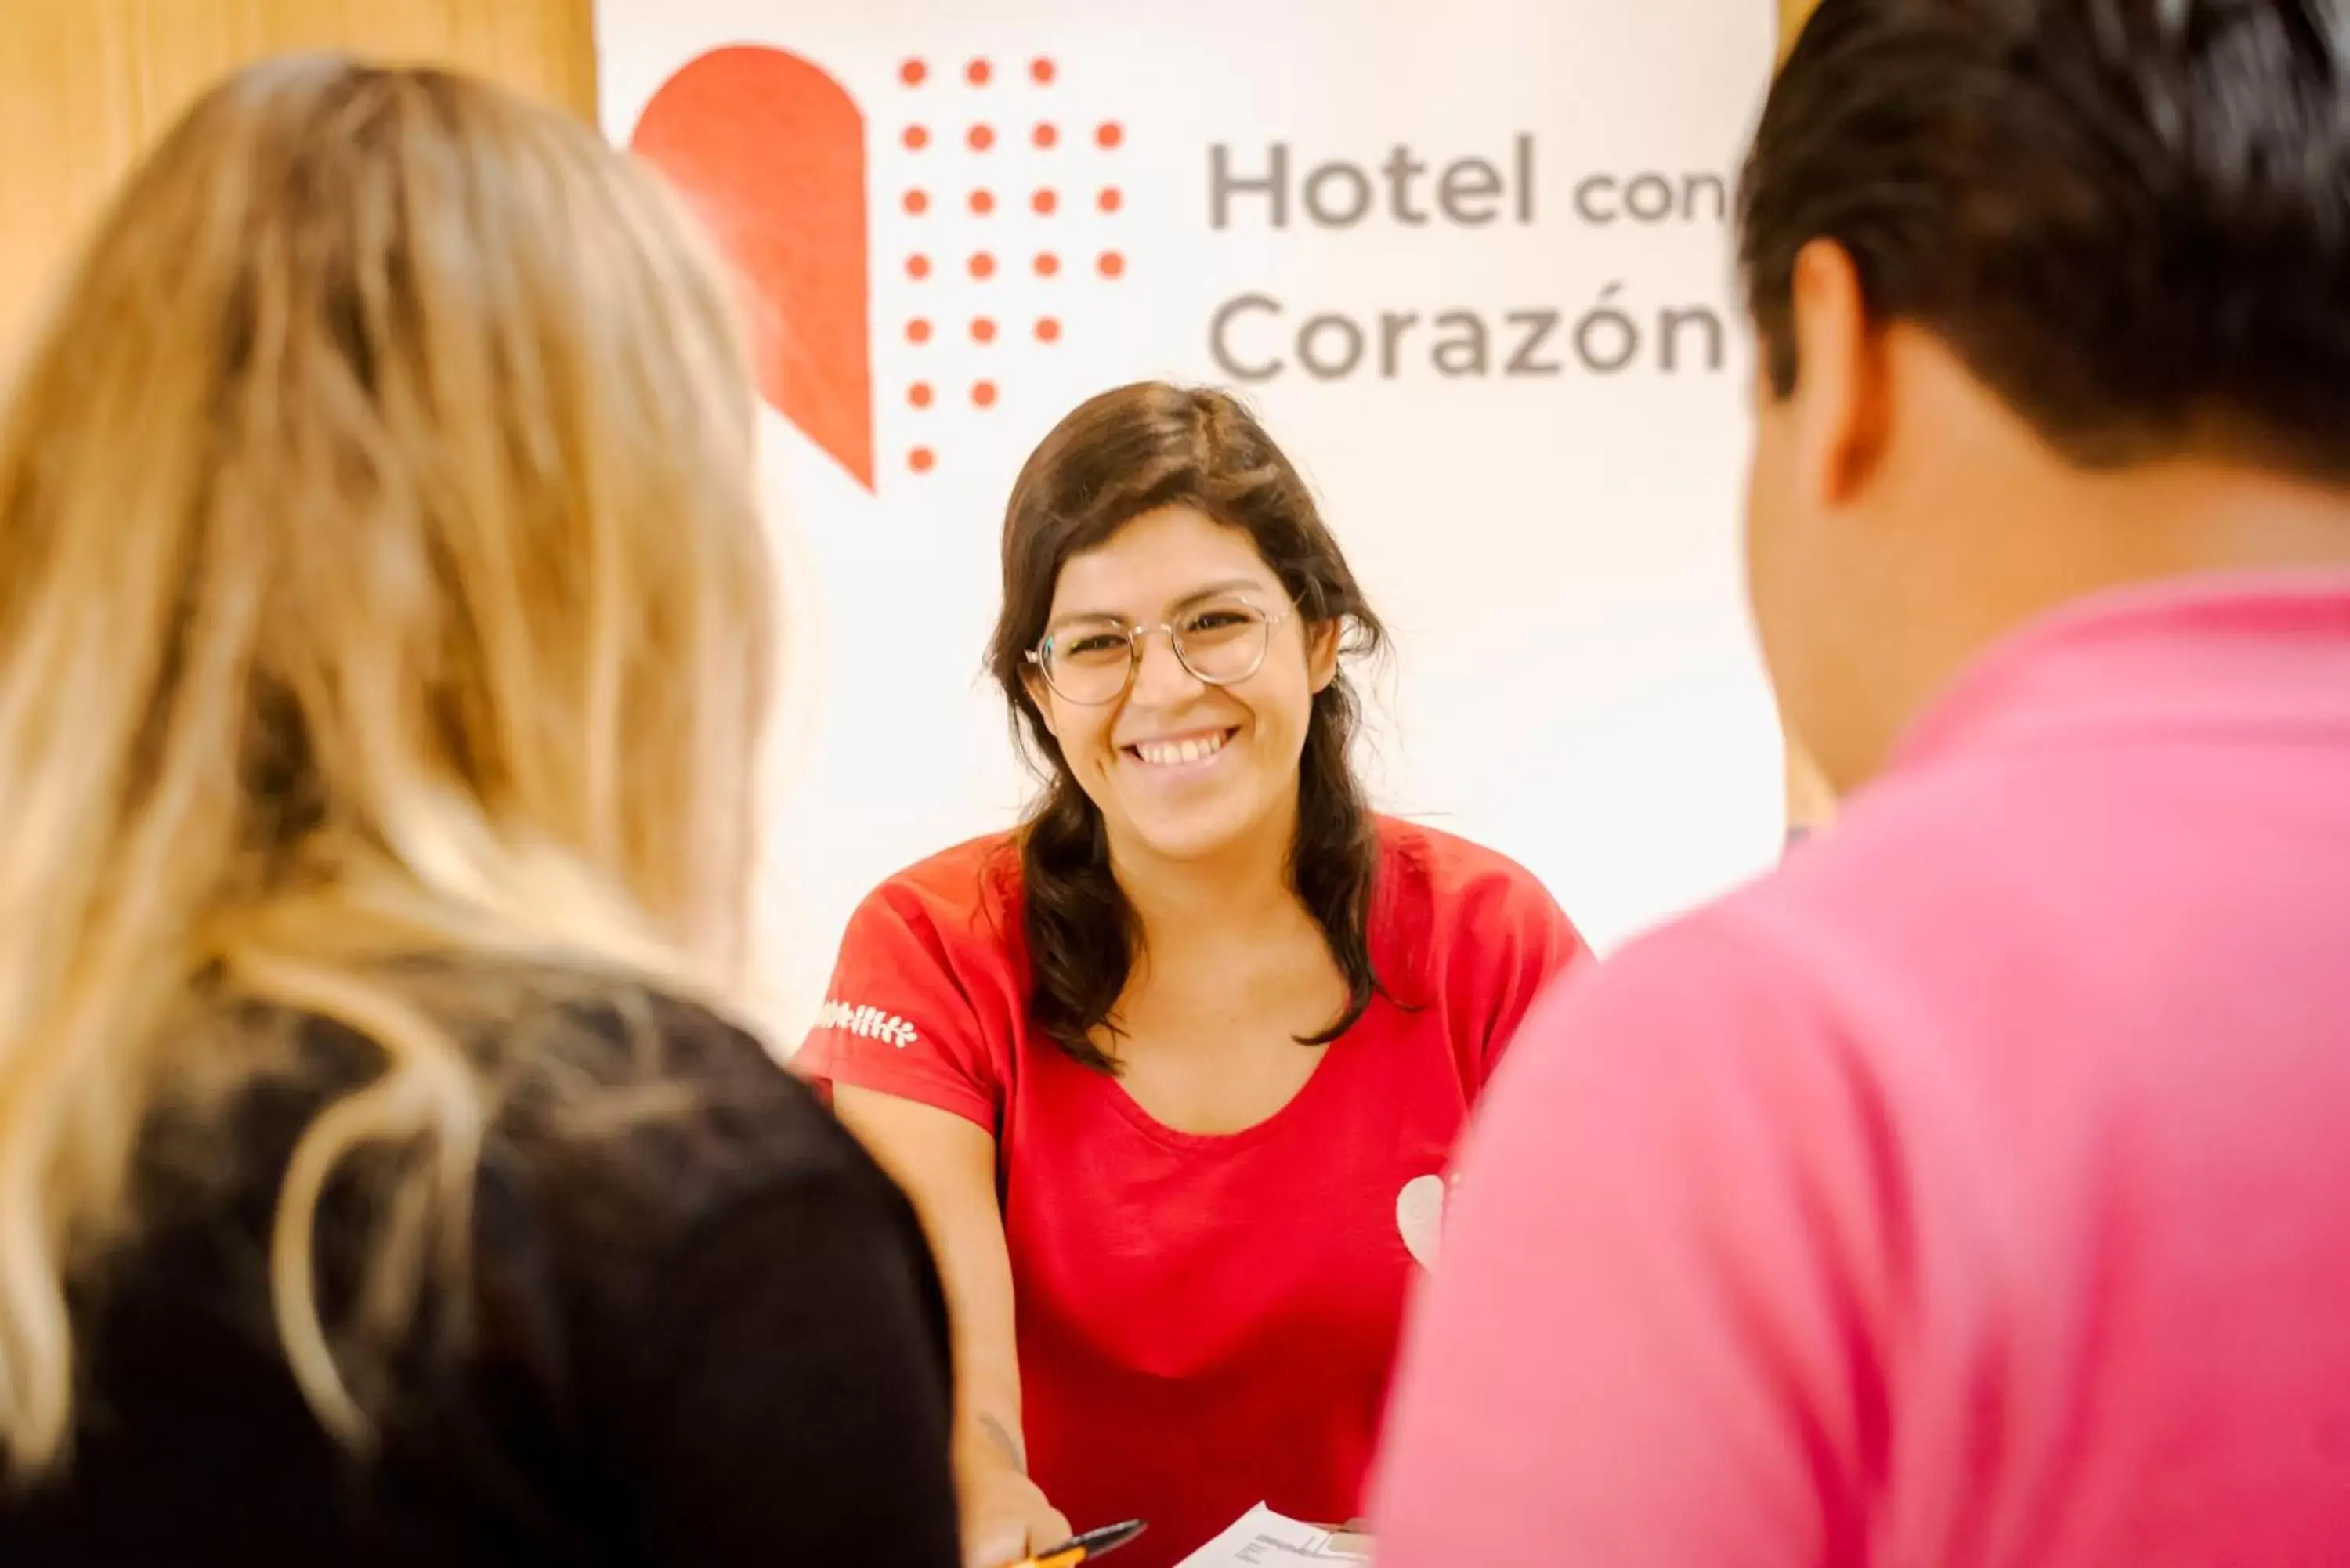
left=1133, top=731, right=1230, bottom=766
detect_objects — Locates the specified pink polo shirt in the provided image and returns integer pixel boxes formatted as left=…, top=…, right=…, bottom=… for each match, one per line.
left=1372, top=574, right=2350, bottom=1566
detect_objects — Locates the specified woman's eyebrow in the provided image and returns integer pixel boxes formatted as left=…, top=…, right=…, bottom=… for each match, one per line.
left=1168, top=577, right=1272, bottom=611
left=1047, top=576, right=1271, bottom=628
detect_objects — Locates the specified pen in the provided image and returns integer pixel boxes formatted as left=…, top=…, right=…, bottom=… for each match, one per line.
left=1009, top=1518, right=1148, bottom=1568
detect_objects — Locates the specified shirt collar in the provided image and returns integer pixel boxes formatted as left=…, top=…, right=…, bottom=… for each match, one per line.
left=1885, top=569, right=2350, bottom=778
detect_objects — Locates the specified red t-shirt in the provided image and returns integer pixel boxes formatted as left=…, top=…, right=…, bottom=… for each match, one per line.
left=798, top=816, right=1585, bottom=1568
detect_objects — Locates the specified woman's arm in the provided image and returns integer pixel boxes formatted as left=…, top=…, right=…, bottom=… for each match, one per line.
left=833, top=1085, right=1073, bottom=1568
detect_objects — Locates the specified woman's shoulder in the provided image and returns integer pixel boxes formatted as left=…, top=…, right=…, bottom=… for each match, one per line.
left=807, top=836, right=1029, bottom=1107
left=869, top=830, right=1023, bottom=901
left=842, top=831, right=1027, bottom=963
left=208, top=969, right=876, bottom=1241
left=487, top=977, right=864, bottom=1198
left=1374, top=815, right=1561, bottom=925
left=143, top=974, right=844, bottom=1198
left=1368, top=821, right=1589, bottom=1077
left=1372, top=815, right=1586, bottom=996
left=468, top=976, right=927, bottom=1339
left=132, top=971, right=897, bottom=1360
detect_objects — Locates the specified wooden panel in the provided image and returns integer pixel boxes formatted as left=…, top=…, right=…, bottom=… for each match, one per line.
left=1778, top=0, right=1822, bottom=52
left=0, top=0, right=596, bottom=353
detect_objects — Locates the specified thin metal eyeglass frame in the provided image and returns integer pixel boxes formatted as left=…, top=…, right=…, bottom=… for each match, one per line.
left=1024, top=600, right=1299, bottom=706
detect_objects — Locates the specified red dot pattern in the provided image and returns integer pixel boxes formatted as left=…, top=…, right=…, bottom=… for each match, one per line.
left=893, top=52, right=1112, bottom=476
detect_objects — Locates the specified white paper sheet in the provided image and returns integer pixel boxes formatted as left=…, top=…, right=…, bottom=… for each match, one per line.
left=1174, top=1504, right=1374, bottom=1566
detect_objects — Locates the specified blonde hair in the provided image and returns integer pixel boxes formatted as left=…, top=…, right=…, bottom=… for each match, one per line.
left=0, top=56, right=776, bottom=1472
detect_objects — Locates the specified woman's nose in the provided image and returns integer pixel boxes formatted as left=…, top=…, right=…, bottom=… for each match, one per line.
left=1128, top=627, right=1202, bottom=706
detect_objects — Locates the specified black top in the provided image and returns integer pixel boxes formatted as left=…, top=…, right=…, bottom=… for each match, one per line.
left=0, top=978, right=960, bottom=1567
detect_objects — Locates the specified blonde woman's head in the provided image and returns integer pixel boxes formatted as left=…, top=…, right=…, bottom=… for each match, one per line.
left=0, top=56, right=775, bottom=1472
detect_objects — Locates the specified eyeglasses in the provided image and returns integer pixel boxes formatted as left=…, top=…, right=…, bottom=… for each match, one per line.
left=1026, top=596, right=1296, bottom=706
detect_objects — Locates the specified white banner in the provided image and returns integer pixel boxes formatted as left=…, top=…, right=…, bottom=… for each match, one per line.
left=595, top=0, right=1783, bottom=1032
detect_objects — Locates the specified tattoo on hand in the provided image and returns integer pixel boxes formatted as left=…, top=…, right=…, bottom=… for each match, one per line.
left=977, top=1412, right=1026, bottom=1475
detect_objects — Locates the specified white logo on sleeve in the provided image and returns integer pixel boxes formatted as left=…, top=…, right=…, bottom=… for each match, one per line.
left=815, top=999, right=920, bottom=1050
left=1397, top=1173, right=1450, bottom=1272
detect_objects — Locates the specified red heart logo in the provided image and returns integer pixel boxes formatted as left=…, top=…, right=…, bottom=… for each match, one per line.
left=631, top=46, right=875, bottom=490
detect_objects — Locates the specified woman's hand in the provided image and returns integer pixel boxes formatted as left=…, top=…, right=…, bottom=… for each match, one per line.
left=958, top=1451, right=1073, bottom=1568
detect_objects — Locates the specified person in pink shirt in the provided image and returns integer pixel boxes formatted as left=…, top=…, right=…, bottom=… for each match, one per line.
left=1372, top=2, right=2350, bottom=1564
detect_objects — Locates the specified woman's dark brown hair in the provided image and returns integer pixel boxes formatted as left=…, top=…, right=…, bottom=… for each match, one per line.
left=986, top=382, right=1389, bottom=1071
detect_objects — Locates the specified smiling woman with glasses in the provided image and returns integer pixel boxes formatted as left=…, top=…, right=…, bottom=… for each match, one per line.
left=797, top=381, right=1591, bottom=1568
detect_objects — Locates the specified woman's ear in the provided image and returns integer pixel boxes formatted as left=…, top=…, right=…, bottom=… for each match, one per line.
left=1307, top=619, right=1341, bottom=695
left=1022, top=667, right=1061, bottom=738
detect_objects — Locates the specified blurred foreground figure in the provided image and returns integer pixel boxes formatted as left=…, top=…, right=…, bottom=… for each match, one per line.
left=1376, top=2, right=2350, bottom=1563
left=0, top=56, right=956, bottom=1567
